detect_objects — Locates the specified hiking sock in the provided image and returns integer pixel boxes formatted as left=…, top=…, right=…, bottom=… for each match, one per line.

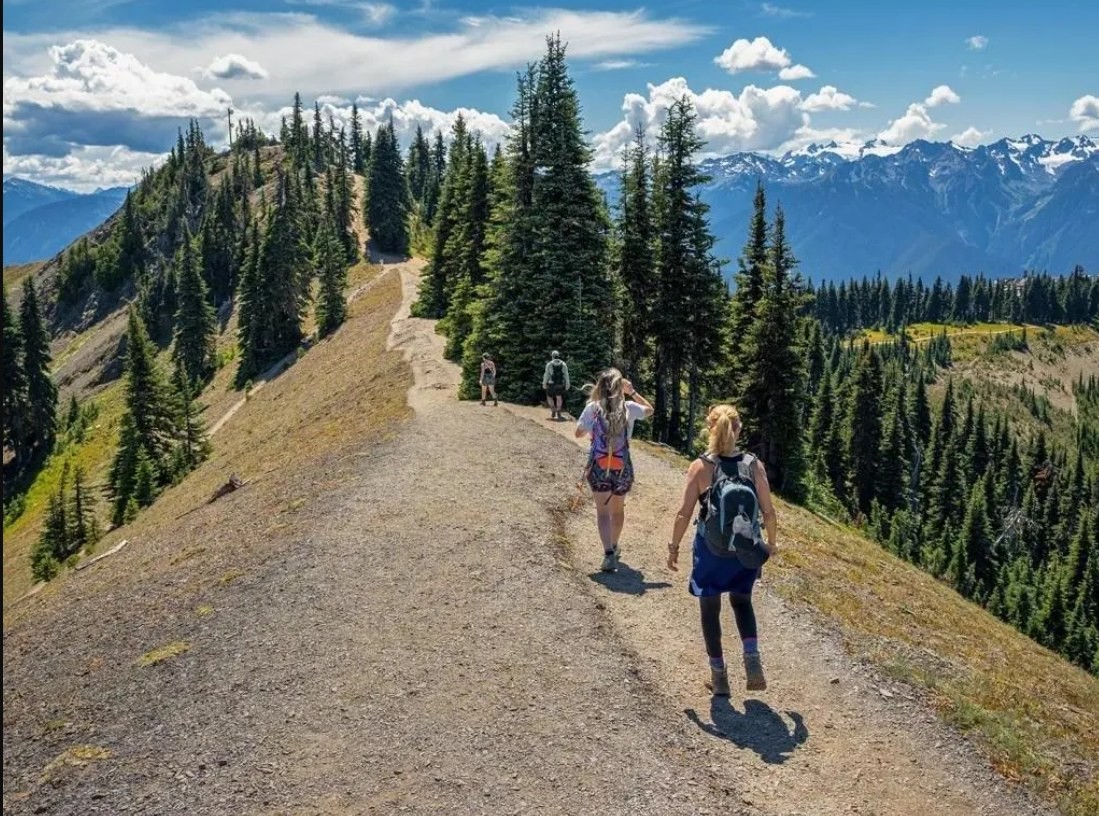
left=742, top=637, right=759, bottom=655
left=709, top=656, right=726, bottom=671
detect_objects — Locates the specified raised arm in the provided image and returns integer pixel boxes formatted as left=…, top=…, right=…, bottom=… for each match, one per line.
left=667, top=459, right=706, bottom=570
left=754, top=460, right=778, bottom=554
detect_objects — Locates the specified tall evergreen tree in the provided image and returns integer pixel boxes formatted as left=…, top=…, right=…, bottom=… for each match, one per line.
left=2, top=293, right=29, bottom=459
left=365, top=120, right=410, bottom=255
left=414, top=116, right=470, bottom=318
left=172, top=233, right=217, bottom=387
left=19, top=277, right=58, bottom=454
left=616, top=124, right=655, bottom=386
left=350, top=102, right=365, bottom=173
left=314, top=218, right=348, bottom=337
left=443, top=139, right=492, bottom=360
left=844, top=345, right=884, bottom=514
left=737, top=205, right=808, bottom=491
left=462, top=38, right=613, bottom=404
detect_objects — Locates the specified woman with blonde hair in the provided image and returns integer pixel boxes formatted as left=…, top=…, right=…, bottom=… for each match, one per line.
left=667, top=405, right=777, bottom=694
left=575, top=368, right=653, bottom=572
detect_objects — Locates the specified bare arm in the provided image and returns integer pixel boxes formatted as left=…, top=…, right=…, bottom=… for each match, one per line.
left=625, top=381, right=654, bottom=418
left=754, top=460, right=778, bottom=554
left=667, top=459, right=706, bottom=571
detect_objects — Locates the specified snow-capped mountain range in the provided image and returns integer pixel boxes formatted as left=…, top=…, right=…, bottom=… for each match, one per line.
left=599, top=135, right=1099, bottom=282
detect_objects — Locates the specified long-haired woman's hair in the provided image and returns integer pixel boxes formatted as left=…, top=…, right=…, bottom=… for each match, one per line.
left=705, top=404, right=742, bottom=457
left=583, top=368, right=628, bottom=441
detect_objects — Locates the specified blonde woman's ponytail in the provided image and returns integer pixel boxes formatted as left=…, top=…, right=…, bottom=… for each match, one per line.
left=705, top=404, right=742, bottom=457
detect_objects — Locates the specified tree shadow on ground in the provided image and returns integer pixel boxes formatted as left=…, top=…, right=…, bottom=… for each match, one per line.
left=685, top=698, right=809, bottom=764
left=588, top=557, right=673, bottom=596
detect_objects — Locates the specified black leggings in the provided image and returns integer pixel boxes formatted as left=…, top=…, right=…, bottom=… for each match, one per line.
left=699, top=592, right=757, bottom=660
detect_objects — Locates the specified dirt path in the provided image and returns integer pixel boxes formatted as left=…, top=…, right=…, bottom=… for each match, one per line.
left=2, top=260, right=1052, bottom=816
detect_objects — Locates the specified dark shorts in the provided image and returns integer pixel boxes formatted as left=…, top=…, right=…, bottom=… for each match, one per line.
left=480, top=374, right=495, bottom=386
left=546, top=384, right=565, bottom=398
left=586, top=454, right=634, bottom=496
left=688, top=529, right=759, bottom=597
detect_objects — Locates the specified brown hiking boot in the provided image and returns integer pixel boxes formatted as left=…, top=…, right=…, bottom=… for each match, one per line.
left=744, top=653, right=767, bottom=691
left=707, top=667, right=731, bottom=697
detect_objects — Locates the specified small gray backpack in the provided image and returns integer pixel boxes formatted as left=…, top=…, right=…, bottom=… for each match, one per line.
left=699, top=453, right=769, bottom=569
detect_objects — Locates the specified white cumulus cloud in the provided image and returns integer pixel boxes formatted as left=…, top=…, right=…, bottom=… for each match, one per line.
left=203, top=53, right=269, bottom=81
left=966, top=35, right=988, bottom=50
left=924, top=85, right=961, bottom=107
left=950, top=126, right=991, bottom=147
left=361, top=3, right=396, bottom=26
left=3, top=39, right=232, bottom=158
left=879, top=103, right=945, bottom=144
left=800, top=85, right=861, bottom=112
left=592, top=76, right=807, bottom=169
left=778, top=64, right=815, bottom=80
left=1069, top=94, right=1099, bottom=134
left=715, top=36, right=792, bottom=73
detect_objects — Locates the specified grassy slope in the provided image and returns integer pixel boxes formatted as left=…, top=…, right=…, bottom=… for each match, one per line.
left=2, top=252, right=386, bottom=608
left=2, top=262, right=44, bottom=292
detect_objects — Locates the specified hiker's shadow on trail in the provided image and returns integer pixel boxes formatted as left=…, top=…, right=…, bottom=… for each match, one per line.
left=588, top=559, right=672, bottom=596
left=685, top=699, right=809, bottom=764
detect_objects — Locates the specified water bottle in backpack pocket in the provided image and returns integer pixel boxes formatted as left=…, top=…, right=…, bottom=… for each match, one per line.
left=699, top=453, right=770, bottom=569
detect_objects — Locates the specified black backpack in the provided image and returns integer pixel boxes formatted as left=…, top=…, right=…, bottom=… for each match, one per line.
left=699, top=453, right=769, bottom=569
left=549, top=359, right=566, bottom=387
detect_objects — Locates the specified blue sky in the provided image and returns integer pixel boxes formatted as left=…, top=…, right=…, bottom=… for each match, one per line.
left=3, top=0, right=1098, bottom=190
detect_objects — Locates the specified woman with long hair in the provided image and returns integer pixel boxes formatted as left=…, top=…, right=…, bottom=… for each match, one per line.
left=479, top=354, right=498, bottom=406
left=574, top=368, right=653, bottom=572
left=666, top=405, right=777, bottom=694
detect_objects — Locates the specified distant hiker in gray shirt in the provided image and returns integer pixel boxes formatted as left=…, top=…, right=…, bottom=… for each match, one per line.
left=543, top=351, right=570, bottom=420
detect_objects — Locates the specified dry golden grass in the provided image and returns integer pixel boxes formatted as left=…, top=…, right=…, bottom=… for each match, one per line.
left=765, top=500, right=1099, bottom=815
left=2, top=261, right=44, bottom=292
left=135, top=640, right=191, bottom=667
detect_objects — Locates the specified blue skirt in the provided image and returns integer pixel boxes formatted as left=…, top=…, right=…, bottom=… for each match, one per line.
left=688, top=528, right=759, bottom=597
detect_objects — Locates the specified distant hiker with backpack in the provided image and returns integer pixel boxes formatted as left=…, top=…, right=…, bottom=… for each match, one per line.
left=574, top=368, right=653, bottom=572
left=666, top=404, right=777, bottom=695
left=479, top=353, right=498, bottom=406
left=543, top=351, right=570, bottom=420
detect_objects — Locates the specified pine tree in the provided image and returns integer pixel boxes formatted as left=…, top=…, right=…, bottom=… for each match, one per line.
left=238, top=173, right=309, bottom=380
left=616, top=124, right=655, bottom=386
left=949, top=477, right=994, bottom=600
left=350, top=102, right=365, bottom=174
left=116, top=191, right=146, bottom=284
left=19, top=277, right=58, bottom=454
left=314, top=218, right=348, bottom=337
left=109, top=310, right=177, bottom=520
left=2, top=293, right=29, bottom=459
left=365, top=120, right=410, bottom=255
left=730, top=182, right=768, bottom=341
left=649, top=97, right=727, bottom=449
left=443, top=139, right=492, bottom=360
left=170, top=367, right=210, bottom=480
left=414, top=115, right=469, bottom=318
left=808, top=369, right=846, bottom=500
left=877, top=388, right=908, bottom=511
left=738, top=204, right=808, bottom=491
left=173, top=233, right=217, bottom=387
left=68, top=465, right=100, bottom=553
left=407, top=125, right=432, bottom=204
left=844, top=345, right=884, bottom=515
left=462, top=40, right=613, bottom=405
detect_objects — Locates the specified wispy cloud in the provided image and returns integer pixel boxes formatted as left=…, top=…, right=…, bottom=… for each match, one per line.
left=4, top=9, right=709, bottom=101
left=965, top=35, right=988, bottom=50
left=759, top=3, right=811, bottom=19
left=593, top=59, right=649, bottom=71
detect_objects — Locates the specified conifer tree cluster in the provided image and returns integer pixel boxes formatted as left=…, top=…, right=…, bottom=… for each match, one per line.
left=813, top=265, right=1098, bottom=336
left=30, top=463, right=100, bottom=582
left=802, top=325, right=1099, bottom=674
left=108, top=309, right=210, bottom=526
left=2, top=279, right=58, bottom=476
